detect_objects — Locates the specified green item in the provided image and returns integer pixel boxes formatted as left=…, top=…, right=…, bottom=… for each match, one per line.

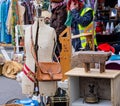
left=65, top=11, right=73, bottom=26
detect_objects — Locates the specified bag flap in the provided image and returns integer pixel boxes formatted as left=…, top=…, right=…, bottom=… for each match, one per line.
left=38, top=62, right=61, bottom=74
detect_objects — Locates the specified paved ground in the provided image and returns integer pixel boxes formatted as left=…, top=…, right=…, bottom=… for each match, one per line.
left=0, top=76, right=26, bottom=105
left=0, top=46, right=26, bottom=104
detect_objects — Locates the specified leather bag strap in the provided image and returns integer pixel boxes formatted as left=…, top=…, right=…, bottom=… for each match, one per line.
left=31, top=24, right=42, bottom=71
left=30, top=20, right=40, bottom=95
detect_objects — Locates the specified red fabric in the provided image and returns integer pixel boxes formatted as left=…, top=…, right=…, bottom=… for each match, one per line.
left=98, top=43, right=115, bottom=53
left=67, top=0, right=83, bottom=10
left=22, top=64, right=36, bottom=82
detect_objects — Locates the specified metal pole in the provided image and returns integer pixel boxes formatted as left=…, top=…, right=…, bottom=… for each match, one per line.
left=92, top=0, right=97, bottom=50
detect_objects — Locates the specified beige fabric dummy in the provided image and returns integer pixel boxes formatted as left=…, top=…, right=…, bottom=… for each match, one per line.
left=22, top=17, right=57, bottom=96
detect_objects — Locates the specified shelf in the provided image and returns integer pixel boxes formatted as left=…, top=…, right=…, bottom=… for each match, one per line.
left=97, top=10, right=110, bottom=12
left=65, top=68, right=120, bottom=79
left=0, top=43, right=13, bottom=47
left=96, top=34, right=120, bottom=45
left=72, top=98, right=111, bottom=106
left=95, top=19, right=120, bottom=22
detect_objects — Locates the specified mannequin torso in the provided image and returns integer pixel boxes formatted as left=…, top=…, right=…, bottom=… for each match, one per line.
left=22, top=17, right=57, bottom=96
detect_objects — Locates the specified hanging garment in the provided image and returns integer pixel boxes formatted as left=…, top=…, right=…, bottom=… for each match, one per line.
left=0, top=0, right=11, bottom=43
left=50, top=3, right=67, bottom=57
left=21, top=0, right=35, bottom=24
left=7, top=0, right=21, bottom=45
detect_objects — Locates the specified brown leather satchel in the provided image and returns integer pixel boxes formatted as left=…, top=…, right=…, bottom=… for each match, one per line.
left=35, top=62, right=62, bottom=81
left=31, top=21, right=62, bottom=81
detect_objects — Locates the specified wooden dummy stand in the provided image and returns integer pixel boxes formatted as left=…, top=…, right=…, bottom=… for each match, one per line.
left=59, top=27, right=72, bottom=80
left=59, top=24, right=95, bottom=80
left=59, top=23, right=96, bottom=80
left=77, top=51, right=111, bottom=73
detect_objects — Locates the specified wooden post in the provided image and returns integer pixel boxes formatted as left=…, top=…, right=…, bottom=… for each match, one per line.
left=59, top=27, right=72, bottom=80
left=100, top=62, right=105, bottom=73
left=84, top=63, right=90, bottom=72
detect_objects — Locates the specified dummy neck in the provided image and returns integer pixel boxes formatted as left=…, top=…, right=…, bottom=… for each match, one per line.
left=34, top=17, right=45, bottom=27
left=39, top=17, right=45, bottom=27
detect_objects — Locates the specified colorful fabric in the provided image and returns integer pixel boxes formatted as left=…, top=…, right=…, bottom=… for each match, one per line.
left=0, top=0, right=11, bottom=43
left=65, top=11, right=73, bottom=26
left=10, top=0, right=20, bottom=45
left=21, top=1, right=34, bottom=24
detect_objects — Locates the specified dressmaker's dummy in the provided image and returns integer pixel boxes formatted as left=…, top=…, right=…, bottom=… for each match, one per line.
left=22, top=17, right=57, bottom=96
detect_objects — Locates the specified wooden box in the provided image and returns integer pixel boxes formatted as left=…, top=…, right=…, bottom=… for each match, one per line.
left=65, top=68, right=120, bottom=106
left=50, top=96, right=69, bottom=106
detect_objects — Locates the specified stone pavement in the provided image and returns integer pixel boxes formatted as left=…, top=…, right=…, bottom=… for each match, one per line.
left=0, top=76, right=26, bottom=105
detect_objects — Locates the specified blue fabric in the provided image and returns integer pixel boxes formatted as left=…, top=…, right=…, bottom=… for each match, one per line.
left=15, top=98, right=39, bottom=106
left=0, top=0, right=11, bottom=43
left=109, top=55, right=120, bottom=61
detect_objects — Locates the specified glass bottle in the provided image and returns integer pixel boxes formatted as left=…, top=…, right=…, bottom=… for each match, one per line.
left=110, top=22, right=114, bottom=34
left=106, top=22, right=110, bottom=35
left=39, top=94, right=45, bottom=106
